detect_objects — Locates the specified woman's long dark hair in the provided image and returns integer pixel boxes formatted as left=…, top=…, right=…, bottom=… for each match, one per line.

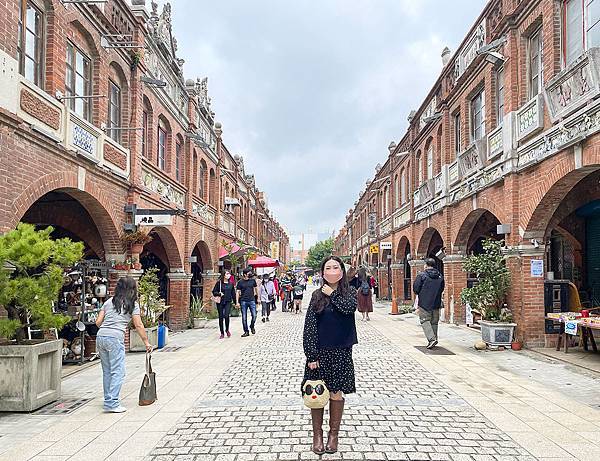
left=220, top=270, right=232, bottom=284
left=313, top=255, right=350, bottom=313
left=113, top=276, right=138, bottom=315
left=358, top=266, right=368, bottom=282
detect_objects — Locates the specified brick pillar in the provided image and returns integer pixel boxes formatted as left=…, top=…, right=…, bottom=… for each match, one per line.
left=506, top=244, right=546, bottom=347
left=202, top=271, right=220, bottom=311
left=443, top=255, right=467, bottom=324
left=166, top=272, right=193, bottom=331
left=390, top=263, right=403, bottom=305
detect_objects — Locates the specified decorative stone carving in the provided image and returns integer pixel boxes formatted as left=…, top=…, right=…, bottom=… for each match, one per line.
left=104, top=143, right=127, bottom=170
left=516, top=94, right=544, bottom=142
left=487, top=124, right=504, bottom=160
left=142, top=169, right=185, bottom=207
left=192, top=201, right=215, bottom=224
left=457, top=141, right=486, bottom=178
left=544, top=48, right=600, bottom=122
left=20, top=89, right=60, bottom=130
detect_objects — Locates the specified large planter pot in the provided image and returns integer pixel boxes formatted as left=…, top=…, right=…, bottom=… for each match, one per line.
left=0, top=339, right=62, bottom=412
left=480, top=320, right=517, bottom=347
left=130, top=326, right=159, bottom=352
left=193, top=318, right=209, bottom=329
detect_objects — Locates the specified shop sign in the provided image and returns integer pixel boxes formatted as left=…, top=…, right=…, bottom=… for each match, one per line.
left=270, top=241, right=280, bottom=260
left=369, top=244, right=379, bottom=254
left=368, top=212, right=377, bottom=238
left=379, top=242, right=392, bottom=251
left=565, top=320, right=578, bottom=336
left=530, top=259, right=544, bottom=277
left=135, top=214, right=173, bottom=226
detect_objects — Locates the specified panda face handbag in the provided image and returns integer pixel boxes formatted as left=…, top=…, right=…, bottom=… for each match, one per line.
left=302, top=369, right=330, bottom=409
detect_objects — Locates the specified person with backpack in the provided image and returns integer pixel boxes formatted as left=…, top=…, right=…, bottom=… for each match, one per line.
left=260, top=274, right=276, bottom=323
left=293, top=280, right=305, bottom=314
left=413, top=258, right=445, bottom=349
left=356, top=267, right=373, bottom=321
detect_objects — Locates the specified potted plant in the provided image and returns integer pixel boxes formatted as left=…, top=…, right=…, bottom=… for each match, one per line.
left=461, top=239, right=516, bottom=347
left=121, top=229, right=153, bottom=256
left=190, top=295, right=208, bottom=329
left=130, top=267, right=168, bottom=351
left=0, top=223, right=83, bottom=411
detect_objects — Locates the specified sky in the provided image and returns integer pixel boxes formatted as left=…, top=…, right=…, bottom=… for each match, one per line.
left=162, top=0, right=488, bottom=235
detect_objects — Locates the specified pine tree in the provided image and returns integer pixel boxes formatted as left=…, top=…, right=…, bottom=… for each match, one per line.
left=0, top=223, right=84, bottom=343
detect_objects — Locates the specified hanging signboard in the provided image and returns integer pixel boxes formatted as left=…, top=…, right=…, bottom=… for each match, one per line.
left=368, top=212, right=377, bottom=238
left=380, top=242, right=393, bottom=251
left=135, top=214, right=173, bottom=226
left=369, top=244, right=379, bottom=254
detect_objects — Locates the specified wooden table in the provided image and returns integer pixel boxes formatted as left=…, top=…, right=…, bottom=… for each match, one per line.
left=545, top=317, right=598, bottom=353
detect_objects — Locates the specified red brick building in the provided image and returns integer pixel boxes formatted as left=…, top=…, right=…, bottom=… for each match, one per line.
left=0, top=0, right=288, bottom=330
left=335, top=0, right=600, bottom=346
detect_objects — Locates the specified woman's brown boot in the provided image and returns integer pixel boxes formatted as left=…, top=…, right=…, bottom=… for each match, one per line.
left=326, top=399, right=345, bottom=453
left=311, top=408, right=325, bottom=454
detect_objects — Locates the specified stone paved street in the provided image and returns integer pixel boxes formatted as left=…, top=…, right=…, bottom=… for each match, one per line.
left=3, top=288, right=600, bottom=460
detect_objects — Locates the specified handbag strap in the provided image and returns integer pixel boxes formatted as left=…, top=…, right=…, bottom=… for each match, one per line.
left=146, top=351, right=153, bottom=375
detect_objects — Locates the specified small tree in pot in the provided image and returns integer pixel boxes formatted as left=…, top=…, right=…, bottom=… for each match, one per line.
left=0, top=223, right=83, bottom=411
left=461, top=239, right=515, bottom=346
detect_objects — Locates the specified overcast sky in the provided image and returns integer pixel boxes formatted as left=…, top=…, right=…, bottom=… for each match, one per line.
left=164, top=0, right=487, bottom=235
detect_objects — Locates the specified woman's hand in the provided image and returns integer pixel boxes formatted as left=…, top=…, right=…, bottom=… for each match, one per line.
left=321, top=285, right=334, bottom=297
left=144, top=341, right=152, bottom=353
left=308, top=361, right=320, bottom=370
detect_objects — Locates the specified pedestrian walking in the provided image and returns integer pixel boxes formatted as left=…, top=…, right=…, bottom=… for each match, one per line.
left=236, top=268, right=258, bottom=337
left=302, top=256, right=358, bottom=455
left=413, top=258, right=445, bottom=349
left=293, top=281, right=305, bottom=314
left=270, top=274, right=279, bottom=312
left=260, top=274, right=275, bottom=323
left=356, top=267, right=373, bottom=321
left=95, top=277, right=151, bottom=413
left=212, top=270, right=236, bottom=339
left=370, top=274, right=379, bottom=299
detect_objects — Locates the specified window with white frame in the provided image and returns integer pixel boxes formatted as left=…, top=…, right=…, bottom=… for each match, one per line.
left=157, top=121, right=167, bottom=170
left=426, top=145, right=433, bottom=179
left=394, top=175, right=399, bottom=208
left=470, top=90, right=485, bottom=142
left=142, top=110, right=149, bottom=159
left=563, top=0, right=600, bottom=65
left=528, top=29, right=543, bottom=99
left=107, top=80, right=121, bottom=143
left=401, top=169, right=407, bottom=204
left=416, top=152, right=423, bottom=185
left=65, top=42, right=92, bottom=121
left=17, top=1, right=44, bottom=86
left=453, top=112, right=462, bottom=156
left=495, top=67, right=505, bottom=125
left=175, top=140, right=182, bottom=181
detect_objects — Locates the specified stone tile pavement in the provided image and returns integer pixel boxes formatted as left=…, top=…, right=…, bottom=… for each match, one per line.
left=2, top=288, right=600, bottom=460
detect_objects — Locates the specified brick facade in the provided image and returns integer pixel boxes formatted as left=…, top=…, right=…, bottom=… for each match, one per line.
left=335, top=0, right=600, bottom=347
left=0, top=0, right=289, bottom=332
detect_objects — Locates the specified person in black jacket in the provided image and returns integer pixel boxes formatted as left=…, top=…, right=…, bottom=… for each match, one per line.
left=302, top=256, right=358, bottom=455
left=212, top=270, right=237, bottom=339
left=413, top=258, right=445, bottom=349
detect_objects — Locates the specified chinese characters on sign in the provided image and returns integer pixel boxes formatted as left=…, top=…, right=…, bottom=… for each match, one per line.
left=368, top=212, right=377, bottom=238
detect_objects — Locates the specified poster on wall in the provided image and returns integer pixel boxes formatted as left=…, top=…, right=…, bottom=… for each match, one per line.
left=530, top=259, right=544, bottom=277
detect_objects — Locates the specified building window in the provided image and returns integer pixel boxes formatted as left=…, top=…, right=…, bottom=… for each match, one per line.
left=495, top=67, right=505, bottom=126
left=65, top=42, right=92, bottom=121
left=199, top=162, right=206, bottom=199
left=416, top=152, right=423, bottom=185
left=426, top=145, right=433, bottom=179
left=453, top=112, right=462, bottom=156
left=401, top=170, right=407, bottom=204
left=17, top=1, right=44, bottom=86
left=528, top=29, right=543, bottom=99
left=142, top=110, right=149, bottom=159
left=107, top=80, right=121, bottom=143
left=563, top=0, right=600, bottom=65
left=175, top=140, right=182, bottom=181
left=157, top=123, right=167, bottom=170
left=470, top=90, right=485, bottom=142
left=394, top=175, right=399, bottom=208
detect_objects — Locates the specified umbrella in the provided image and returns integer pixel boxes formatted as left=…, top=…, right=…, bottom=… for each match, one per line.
left=247, top=255, right=280, bottom=268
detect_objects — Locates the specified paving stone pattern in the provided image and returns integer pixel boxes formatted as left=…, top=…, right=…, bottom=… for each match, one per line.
left=145, top=307, right=537, bottom=461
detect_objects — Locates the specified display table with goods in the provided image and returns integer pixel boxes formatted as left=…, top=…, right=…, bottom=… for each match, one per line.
left=546, top=312, right=600, bottom=353
left=53, top=260, right=110, bottom=365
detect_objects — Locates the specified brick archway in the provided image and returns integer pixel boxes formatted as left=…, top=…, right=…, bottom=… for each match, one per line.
left=150, top=226, right=184, bottom=270
left=417, top=227, right=443, bottom=257
left=524, top=168, right=600, bottom=239
left=395, top=236, right=411, bottom=262
left=190, top=239, right=214, bottom=271
left=10, top=172, right=123, bottom=256
left=453, top=208, right=501, bottom=254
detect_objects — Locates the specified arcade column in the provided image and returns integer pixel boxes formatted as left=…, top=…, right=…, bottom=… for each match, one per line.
left=166, top=271, right=193, bottom=330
